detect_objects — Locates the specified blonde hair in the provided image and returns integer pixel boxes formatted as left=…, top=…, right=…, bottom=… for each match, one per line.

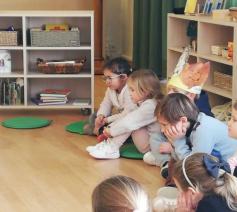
left=173, top=153, right=237, bottom=211
left=92, top=175, right=150, bottom=212
left=156, top=93, right=199, bottom=124
left=127, top=69, right=163, bottom=102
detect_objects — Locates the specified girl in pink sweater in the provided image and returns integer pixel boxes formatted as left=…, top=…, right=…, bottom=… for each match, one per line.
left=88, top=69, right=163, bottom=159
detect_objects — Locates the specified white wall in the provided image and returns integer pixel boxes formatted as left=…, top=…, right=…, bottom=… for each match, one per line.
left=103, top=0, right=133, bottom=61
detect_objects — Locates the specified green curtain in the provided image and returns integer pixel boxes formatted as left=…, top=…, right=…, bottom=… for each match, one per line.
left=133, top=0, right=186, bottom=77
left=226, top=0, right=237, bottom=7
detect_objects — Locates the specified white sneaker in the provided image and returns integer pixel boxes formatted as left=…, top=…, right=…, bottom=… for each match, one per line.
left=153, top=187, right=179, bottom=212
left=143, top=151, right=159, bottom=166
left=89, top=142, right=120, bottom=159
left=86, top=141, right=106, bottom=153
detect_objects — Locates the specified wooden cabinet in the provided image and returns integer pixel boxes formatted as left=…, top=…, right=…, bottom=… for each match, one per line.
left=0, top=11, right=94, bottom=110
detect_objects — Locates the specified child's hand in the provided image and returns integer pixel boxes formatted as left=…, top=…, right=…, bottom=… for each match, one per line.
left=95, top=115, right=105, bottom=126
left=176, top=191, right=196, bottom=212
left=103, top=117, right=108, bottom=124
left=159, top=142, right=173, bottom=154
left=164, top=122, right=186, bottom=142
left=103, top=127, right=111, bottom=138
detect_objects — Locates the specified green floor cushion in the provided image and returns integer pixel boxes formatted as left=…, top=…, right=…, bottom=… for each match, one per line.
left=65, top=121, right=87, bottom=134
left=2, top=117, right=52, bottom=129
left=120, top=143, right=144, bottom=160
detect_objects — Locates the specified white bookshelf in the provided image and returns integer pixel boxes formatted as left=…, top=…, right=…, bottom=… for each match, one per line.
left=0, top=11, right=94, bottom=110
left=167, top=13, right=237, bottom=106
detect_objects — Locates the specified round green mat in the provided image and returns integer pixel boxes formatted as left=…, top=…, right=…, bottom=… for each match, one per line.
left=2, top=117, right=52, bottom=129
left=65, top=121, right=86, bottom=134
left=120, top=143, right=144, bottom=160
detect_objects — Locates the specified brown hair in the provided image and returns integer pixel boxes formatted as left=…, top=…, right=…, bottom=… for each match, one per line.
left=173, top=153, right=237, bottom=210
left=92, top=175, right=150, bottom=212
left=156, top=93, right=199, bottom=124
left=234, top=101, right=237, bottom=111
left=127, top=69, right=163, bottom=102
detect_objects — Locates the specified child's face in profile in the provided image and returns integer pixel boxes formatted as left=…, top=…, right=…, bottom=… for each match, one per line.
left=158, top=115, right=187, bottom=141
left=128, top=81, right=145, bottom=104
left=103, top=69, right=126, bottom=92
left=228, top=108, right=237, bottom=139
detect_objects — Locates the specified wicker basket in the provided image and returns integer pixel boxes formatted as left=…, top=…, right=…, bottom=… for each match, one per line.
left=213, top=71, right=232, bottom=91
left=30, top=30, right=80, bottom=47
left=0, top=31, right=18, bottom=46
left=36, top=57, right=86, bottom=74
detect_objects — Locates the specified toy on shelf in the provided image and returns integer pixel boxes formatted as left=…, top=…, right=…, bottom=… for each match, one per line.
left=227, top=42, right=233, bottom=60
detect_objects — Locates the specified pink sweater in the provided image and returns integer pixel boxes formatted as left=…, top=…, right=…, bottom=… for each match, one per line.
left=109, top=98, right=158, bottom=137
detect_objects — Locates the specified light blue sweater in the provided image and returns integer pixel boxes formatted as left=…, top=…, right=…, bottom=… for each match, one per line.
left=174, top=112, right=237, bottom=161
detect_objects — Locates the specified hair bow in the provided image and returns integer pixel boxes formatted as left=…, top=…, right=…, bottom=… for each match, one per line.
left=203, top=155, right=231, bottom=178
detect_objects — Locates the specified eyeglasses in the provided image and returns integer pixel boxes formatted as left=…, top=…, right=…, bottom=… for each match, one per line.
left=102, top=75, right=121, bottom=82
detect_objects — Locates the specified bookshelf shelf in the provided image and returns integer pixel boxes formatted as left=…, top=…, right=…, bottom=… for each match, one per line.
left=0, top=11, right=94, bottom=110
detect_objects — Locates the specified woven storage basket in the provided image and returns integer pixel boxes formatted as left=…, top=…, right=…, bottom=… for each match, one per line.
left=213, top=71, right=232, bottom=91
left=31, top=30, right=80, bottom=47
left=36, top=58, right=86, bottom=74
left=0, top=31, right=18, bottom=46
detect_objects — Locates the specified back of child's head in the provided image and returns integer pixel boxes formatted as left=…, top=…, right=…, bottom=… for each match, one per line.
left=103, top=57, right=132, bottom=76
left=173, top=153, right=237, bottom=211
left=127, top=69, right=163, bottom=101
left=92, top=175, right=150, bottom=212
left=156, top=93, right=199, bottom=125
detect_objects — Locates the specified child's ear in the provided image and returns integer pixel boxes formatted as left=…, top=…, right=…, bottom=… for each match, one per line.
left=180, top=116, right=188, bottom=123
left=186, top=92, right=196, bottom=101
left=187, top=187, right=196, bottom=194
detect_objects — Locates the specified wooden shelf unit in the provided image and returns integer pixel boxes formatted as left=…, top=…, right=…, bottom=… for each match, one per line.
left=0, top=10, right=94, bottom=110
left=167, top=13, right=237, bottom=106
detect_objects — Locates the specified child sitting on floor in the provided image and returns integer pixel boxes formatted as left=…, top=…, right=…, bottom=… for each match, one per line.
left=173, top=153, right=237, bottom=212
left=92, top=175, right=150, bottom=212
left=143, top=47, right=212, bottom=174
left=83, top=57, right=136, bottom=135
left=87, top=69, right=163, bottom=159
left=157, top=93, right=237, bottom=183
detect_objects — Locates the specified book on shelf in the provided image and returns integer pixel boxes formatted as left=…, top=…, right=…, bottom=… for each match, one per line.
left=0, top=78, right=24, bottom=106
left=72, top=98, right=91, bottom=106
left=31, top=97, right=67, bottom=106
left=40, top=88, right=71, bottom=97
left=40, top=98, right=68, bottom=103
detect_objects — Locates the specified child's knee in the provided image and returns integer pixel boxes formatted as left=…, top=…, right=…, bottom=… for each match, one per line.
left=136, top=144, right=150, bottom=154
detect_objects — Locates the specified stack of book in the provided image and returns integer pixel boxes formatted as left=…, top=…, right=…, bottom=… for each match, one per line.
left=31, top=88, right=71, bottom=106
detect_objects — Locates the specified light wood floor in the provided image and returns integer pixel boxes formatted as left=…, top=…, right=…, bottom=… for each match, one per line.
left=0, top=76, right=164, bottom=212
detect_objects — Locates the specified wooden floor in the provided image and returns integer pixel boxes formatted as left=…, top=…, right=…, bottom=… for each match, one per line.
left=0, top=76, right=164, bottom=212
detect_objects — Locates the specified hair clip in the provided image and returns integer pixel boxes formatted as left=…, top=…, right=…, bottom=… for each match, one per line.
left=203, top=155, right=231, bottom=179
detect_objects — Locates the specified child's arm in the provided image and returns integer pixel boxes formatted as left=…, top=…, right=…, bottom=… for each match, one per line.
left=105, top=87, right=137, bottom=124
left=96, top=88, right=113, bottom=118
left=108, top=99, right=157, bottom=137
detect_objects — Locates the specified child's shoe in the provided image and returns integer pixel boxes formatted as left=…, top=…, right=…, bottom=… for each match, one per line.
left=86, top=141, right=107, bottom=153
left=143, top=151, right=159, bottom=166
left=153, top=187, right=179, bottom=212
left=89, top=141, right=120, bottom=159
left=160, top=162, right=169, bottom=179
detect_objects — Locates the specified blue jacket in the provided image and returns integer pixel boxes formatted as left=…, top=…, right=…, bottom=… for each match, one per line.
left=174, top=112, right=237, bottom=160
